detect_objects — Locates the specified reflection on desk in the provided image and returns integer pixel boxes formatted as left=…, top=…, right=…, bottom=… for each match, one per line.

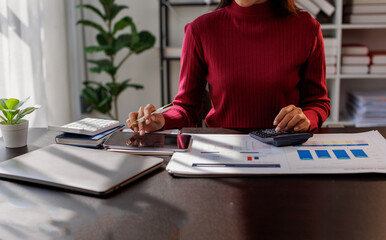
left=0, top=127, right=386, bottom=239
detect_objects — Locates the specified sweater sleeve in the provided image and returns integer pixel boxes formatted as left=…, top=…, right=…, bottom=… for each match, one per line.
left=162, top=23, right=208, bottom=130
left=300, top=23, right=331, bottom=132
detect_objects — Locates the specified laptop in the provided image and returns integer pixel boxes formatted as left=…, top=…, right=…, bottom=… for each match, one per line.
left=0, top=144, right=163, bottom=196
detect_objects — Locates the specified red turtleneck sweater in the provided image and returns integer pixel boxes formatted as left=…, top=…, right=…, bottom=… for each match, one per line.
left=162, top=1, right=331, bottom=131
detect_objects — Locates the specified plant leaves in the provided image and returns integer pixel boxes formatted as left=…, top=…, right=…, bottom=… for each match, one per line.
left=3, top=109, right=20, bottom=124
left=106, top=79, right=143, bottom=97
left=81, top=84, right=112, bottom=114
left=76, top=20, right=108, bottom=39
left=112, top=16, right=133, bottom=35
left=14, top=106, right=40, bottom=123
left=13, top=96, right=30, bottom=109
left=130, top=31, right=156, bottom=54
left=0, top=99, right=7, bottom=110
left=84, top=46, right=111, bottom=54
left=110, top=5, right=128, bottom=20
left=6, top=98, right=19, bottom=110
left=127, top=83, right=144, bottom=90
left=99, top=0, right=114, bottom=20
left=77, top=4, right=105, bottom=20
left=114, top=34, right=131, bottom=53
left=88, top=59, right=117, bottom=76
left=96, top=33, right=108, bottom=46
left=0, top=115, right=7, bottom=123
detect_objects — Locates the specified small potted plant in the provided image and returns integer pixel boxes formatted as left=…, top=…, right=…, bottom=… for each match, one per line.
left=0, top=97, right=40, bottom=148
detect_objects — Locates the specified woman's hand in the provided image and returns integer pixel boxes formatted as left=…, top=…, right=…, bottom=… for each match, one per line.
left=126, top=104, right=165, bottom=136
left=273, top=105, right=310, bottom=132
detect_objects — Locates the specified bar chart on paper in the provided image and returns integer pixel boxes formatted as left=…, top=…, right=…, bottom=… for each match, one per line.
left=295, top=139, right=371, bottom=161
left=166, top=131, right=386, bottom=176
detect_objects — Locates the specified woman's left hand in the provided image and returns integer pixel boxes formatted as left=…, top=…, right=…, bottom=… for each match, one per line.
left=273, top=105, right=310, bottom=132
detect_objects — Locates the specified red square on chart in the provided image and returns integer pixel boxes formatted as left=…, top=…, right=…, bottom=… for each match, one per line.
left=247, top=156, right=252, bottom=161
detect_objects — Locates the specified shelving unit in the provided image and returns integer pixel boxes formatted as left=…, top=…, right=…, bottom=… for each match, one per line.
left=159, top=0, right=386, bottom=125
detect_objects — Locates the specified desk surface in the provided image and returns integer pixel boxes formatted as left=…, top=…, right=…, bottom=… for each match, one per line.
left=1, top=127, right=386, bottom=239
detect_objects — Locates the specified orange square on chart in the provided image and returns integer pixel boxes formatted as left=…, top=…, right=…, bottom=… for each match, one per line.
left=247, top=156, right=252, bottom=161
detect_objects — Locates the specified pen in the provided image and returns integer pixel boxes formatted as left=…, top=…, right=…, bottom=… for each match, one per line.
left=134, top=103, right=173, bottom=124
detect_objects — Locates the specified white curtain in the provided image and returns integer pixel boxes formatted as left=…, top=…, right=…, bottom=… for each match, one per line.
left=0, top=0, right=76, bottom=129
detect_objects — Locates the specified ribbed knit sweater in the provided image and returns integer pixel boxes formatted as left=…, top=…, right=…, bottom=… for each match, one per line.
left=162, top=0, right=331, bottom=131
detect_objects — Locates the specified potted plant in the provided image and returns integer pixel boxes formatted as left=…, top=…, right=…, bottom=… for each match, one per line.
left=77, top=0, right=156, bottom=120
left=0, top=97, right=40, bottom=148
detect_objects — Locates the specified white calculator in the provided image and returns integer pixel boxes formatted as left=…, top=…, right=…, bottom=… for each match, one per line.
left=48, top=118, right=120, bottom=136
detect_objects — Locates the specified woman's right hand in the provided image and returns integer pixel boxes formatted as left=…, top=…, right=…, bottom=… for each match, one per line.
left=126, top=104, right=165, bottom=136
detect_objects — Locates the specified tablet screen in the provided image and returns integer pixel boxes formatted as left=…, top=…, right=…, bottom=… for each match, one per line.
left=104, top=132, right=192, bottom=152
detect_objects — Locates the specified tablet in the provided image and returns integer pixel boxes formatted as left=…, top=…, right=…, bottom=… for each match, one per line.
left=103, top=132, right=192, bottom=154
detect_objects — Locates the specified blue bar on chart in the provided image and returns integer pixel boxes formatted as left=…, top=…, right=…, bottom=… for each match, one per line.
left=315, top=150, right=331, bottom=159
left=350, top=149, right=368, bottom=158
left=297, top=150, right=313, bottom=160
left=333, top=150, right=350, bottom=160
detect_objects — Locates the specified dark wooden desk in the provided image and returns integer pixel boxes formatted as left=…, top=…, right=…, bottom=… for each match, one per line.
left=1, top=127, right=386, bottom=240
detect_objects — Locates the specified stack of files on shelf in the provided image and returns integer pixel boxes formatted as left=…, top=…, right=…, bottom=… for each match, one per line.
left=347, top=90, right=386, bottom=127
left=344, top=0, right=386, bottom=24
left=296, top=0, right=335, bottom=23
left=324, top=37, right=338, bottom=75
left=370, top=51, right=386, bottom=74
left=296, top=0, right=335, bottom=16
left=341, top=44, right=370, bottom=74
left=55, top=124, right=125, bottom=148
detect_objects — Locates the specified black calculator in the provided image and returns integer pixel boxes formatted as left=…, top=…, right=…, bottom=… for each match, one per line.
left=249, top=129, right=313, bottom=147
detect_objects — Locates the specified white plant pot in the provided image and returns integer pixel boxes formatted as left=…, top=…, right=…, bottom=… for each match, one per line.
left=0, top=120, right=29, bottom=148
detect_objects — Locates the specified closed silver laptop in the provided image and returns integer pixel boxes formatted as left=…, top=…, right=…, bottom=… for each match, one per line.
left=0, top=144, right=163, bottom=196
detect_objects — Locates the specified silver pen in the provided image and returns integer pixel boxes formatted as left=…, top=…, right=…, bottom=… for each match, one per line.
left=134, top=103, right=173, bottom=124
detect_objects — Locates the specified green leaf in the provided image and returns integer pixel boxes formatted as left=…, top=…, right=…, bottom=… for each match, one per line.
left=84, top=80, right=104, bottom=87
left=127, top=83, right=144, bottom=90
left=81, top=84, right=112, bottom=114
left=96, top=95, right=112, bottom=113
left=6, top=98, right=19, bottom=110
left=99, top=0, right=114, bottom=20
left=0, top=115, right=7, bottom=123
left=13, top=96, right=30, bottom=109
left=14, top=105, right=40, bottom=123
left=110, top=5, right=128, bottom=20
left=96, top=34, right=108, bottom=46
left=106, top=79, right=143, bottom=98
left=82, top=87, right=100, bottom=104
left=88, top=59, right=117, bottom=76
left=76, top=20, right=108, bottom=39
left=112, top=16, right=133, bottom=35
left=3, top=109, right=20, bottom=124
left=84, top=46, right=111, bottom=54
left=77, top=4, right=105, bottom=20
left=131, top=31, right=156, bottom=54
left=0, top=99, right=7, bottom=110
left=0, top=109, right=10, bottom=123
left=113, top=34, right=131, bottom=53
left=88, top=59, right=113, bottom=68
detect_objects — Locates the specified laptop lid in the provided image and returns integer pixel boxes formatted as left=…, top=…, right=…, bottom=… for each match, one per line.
left=0, top=144, right=163, bottom=196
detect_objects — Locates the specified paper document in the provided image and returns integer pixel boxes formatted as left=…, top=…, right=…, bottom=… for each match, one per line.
left=166, top=131, right=386, bottom=176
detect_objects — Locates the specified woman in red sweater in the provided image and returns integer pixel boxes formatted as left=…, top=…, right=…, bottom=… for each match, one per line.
left=127, top=0, right=331, bottom=135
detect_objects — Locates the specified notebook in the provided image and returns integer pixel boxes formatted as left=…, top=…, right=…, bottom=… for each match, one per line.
left=0, top=144, right=163, bottom=196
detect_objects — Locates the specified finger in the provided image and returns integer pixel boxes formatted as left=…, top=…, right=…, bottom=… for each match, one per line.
left=144, top=104, right=157, bottom=125
left=128, top=112, right=139, bottom=132
left=273, top=105, right=296, bottom=126
left=294, top=120, right=310, bottom=132
left=284, top=114, right=305, bottom=131
left=275, top=108, right=300, bottom=131
left=137, top=106, right=145, bottom=135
